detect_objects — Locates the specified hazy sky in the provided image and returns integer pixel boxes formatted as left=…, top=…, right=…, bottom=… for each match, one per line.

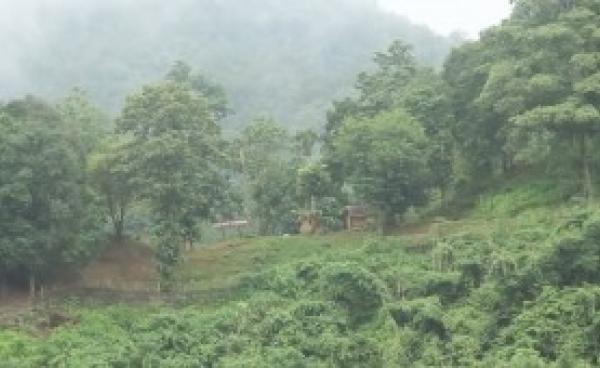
left=377, top=0, right=513, bottom=38
left=0, top=1, right=513, bottom=40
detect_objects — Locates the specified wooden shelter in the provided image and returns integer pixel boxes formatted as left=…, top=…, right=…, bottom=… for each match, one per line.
left=344, top=206, right=368, bottom=231
left=298, top=211, right=321, bottom=235
left=213, top=220, right=249, bottom=239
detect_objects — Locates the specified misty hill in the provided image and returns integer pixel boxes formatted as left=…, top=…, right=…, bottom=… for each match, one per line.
left=1, top=0, right=461, bottom=131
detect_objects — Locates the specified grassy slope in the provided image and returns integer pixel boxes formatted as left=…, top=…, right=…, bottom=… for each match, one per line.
left=177, top=178, right=571, bottom=295
left=179, top=233, right=371, bottom=291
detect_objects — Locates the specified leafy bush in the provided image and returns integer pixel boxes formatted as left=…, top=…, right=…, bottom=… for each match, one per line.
left=0, top=331, right=41, bottom=368
left=319, top=262, right=388, bottom=326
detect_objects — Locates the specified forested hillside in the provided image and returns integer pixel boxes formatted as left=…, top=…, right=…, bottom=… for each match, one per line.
left=3, top=0, right=600, bottom=366
left=0, top=0, right=460, bottom=131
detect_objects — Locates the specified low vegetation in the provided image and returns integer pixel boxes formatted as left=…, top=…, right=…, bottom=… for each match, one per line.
left=3, top=184, right=600, bottom=366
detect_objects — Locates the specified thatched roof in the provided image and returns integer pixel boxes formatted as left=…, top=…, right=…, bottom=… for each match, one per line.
left=213, top=220, right=249, bottom=229
left=344, top=206, right=368, bottom=217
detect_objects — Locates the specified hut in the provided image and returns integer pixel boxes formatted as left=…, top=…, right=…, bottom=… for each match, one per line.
left=298, top=211, right=321, bottom=235
left=213, top=220, right=249, bottom=239
left=344, top=206, right=369, bottom=231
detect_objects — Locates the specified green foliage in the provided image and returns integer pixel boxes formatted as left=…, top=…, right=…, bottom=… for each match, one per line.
left=319, top=262, right=388, bottom=325
left=88, top=136, right=136, bottom=240
left=445, top=0, right=600, bottom=196
left=0, top=96, right=102, bottom=288
left=250, top=161, right=298, bottom=235
left=40, top=311, right=137, bottom=367
left=472, top=179, right=571, bottom=217
left=324, top=39, right=456, bottom=218
left=398, top=71, right=455, bottom=205
left=296, top=163, right=334, bottom=209
left=166, top=61, right=230, bottom=121
left=355, top=40, right=419, bottom=114
left=0, top=331, right=39, bottom=367
left=333, top=109, right=431, bottom=231
left=117, top=79, right=229, bottom=282
left=6, top=201, right=600, bottom=366
left=56, top=87, right=110, bottom=159
left=235, top=117, right=289, bottom=179
left=389, top=297, right=447, bottom=338
left=235, top=118, right=312, bottom=235
left=495, top=286, right=600, bottom=363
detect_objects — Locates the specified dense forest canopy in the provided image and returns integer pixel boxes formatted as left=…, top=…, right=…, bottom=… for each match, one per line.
left=0, top=0, right=461, bottom=131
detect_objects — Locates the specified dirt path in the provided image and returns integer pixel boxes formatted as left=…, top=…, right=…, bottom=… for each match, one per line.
left=75, top=240, right=157, bottom=291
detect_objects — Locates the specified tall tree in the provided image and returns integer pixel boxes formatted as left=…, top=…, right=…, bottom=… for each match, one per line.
left=396, top=70, right=456, bottom=206
left=505, top=0, right=600, bottom=197
left=293, top=129, right=319, bottom=159
left=0, top=96, right=101, bottom=297
left=117, top=81, right=227, bottom=286
left=234, top=118, right=299, bottom=235
left=88, top=137, right=137, bottom=241
left=354, top=40, right=419, bottom=115
left=56, top=87, right=110, bottom=159
left=324, top=40, right=420, bottom=145
left=250, top=161, right=299, bottom=235
left=235, top=117, right=289, bottom=179
left=326, top=40, right=456, bottom=207
left=443, top=41, right=504, bottom=185
left=296, top=162, right=334, bottom=211
left=166, top=61, right=230, bottom=121
left=333, top=109, right=430, bottom=233
left=323, top=42, right=420, bottom=193
left=443, top=0, right=600, bottom=198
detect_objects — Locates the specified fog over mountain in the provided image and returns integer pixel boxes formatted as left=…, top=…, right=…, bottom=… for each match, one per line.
left=378, top=0, right=512, bottom=38
left=0, top=0, right=462, bottom=130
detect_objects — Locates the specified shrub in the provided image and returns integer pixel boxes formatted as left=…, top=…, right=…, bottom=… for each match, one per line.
left=319, top=262, right=388, bottom=325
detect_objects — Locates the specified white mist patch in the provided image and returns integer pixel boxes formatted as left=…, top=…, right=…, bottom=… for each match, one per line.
left=377, top=0, right=512, bottom=38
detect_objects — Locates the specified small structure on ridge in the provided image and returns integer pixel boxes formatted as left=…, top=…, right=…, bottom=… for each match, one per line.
left=298, top=211, right=321, bottom=235
left=344, top=206, right=369, bottom=231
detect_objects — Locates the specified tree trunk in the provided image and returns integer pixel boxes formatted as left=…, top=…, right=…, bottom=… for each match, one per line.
left=113, top=206, right=125, bottom=241
left=581, top=133, right=593, bottom=200
left=0, top=275, right=7, bottom=300
left=29, top=273, right=36, bottom=302
left=379, top=209, right=396, bottom=235
left=440, top=185, right=448, bottom=210
left=259, top=216, right=270, bottom=236
left=114, top=219, right=124, bottom=241
left=502, top=155, right=510, bottom=175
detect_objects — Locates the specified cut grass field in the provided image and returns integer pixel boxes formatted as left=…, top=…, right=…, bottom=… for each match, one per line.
left=177, top=232, right=372, bottom=291
left=73, top=204, right=576, bottom=298
left=175, top=217, right=506, bottom=293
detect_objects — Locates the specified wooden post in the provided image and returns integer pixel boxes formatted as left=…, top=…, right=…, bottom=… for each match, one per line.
left=40, top=284, right=45, bottom=303
left=582, top=134, right=593, bottom=201
left=29, top=273, right=36, bottom=303
left=0, top=275, right=7, bottom=300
